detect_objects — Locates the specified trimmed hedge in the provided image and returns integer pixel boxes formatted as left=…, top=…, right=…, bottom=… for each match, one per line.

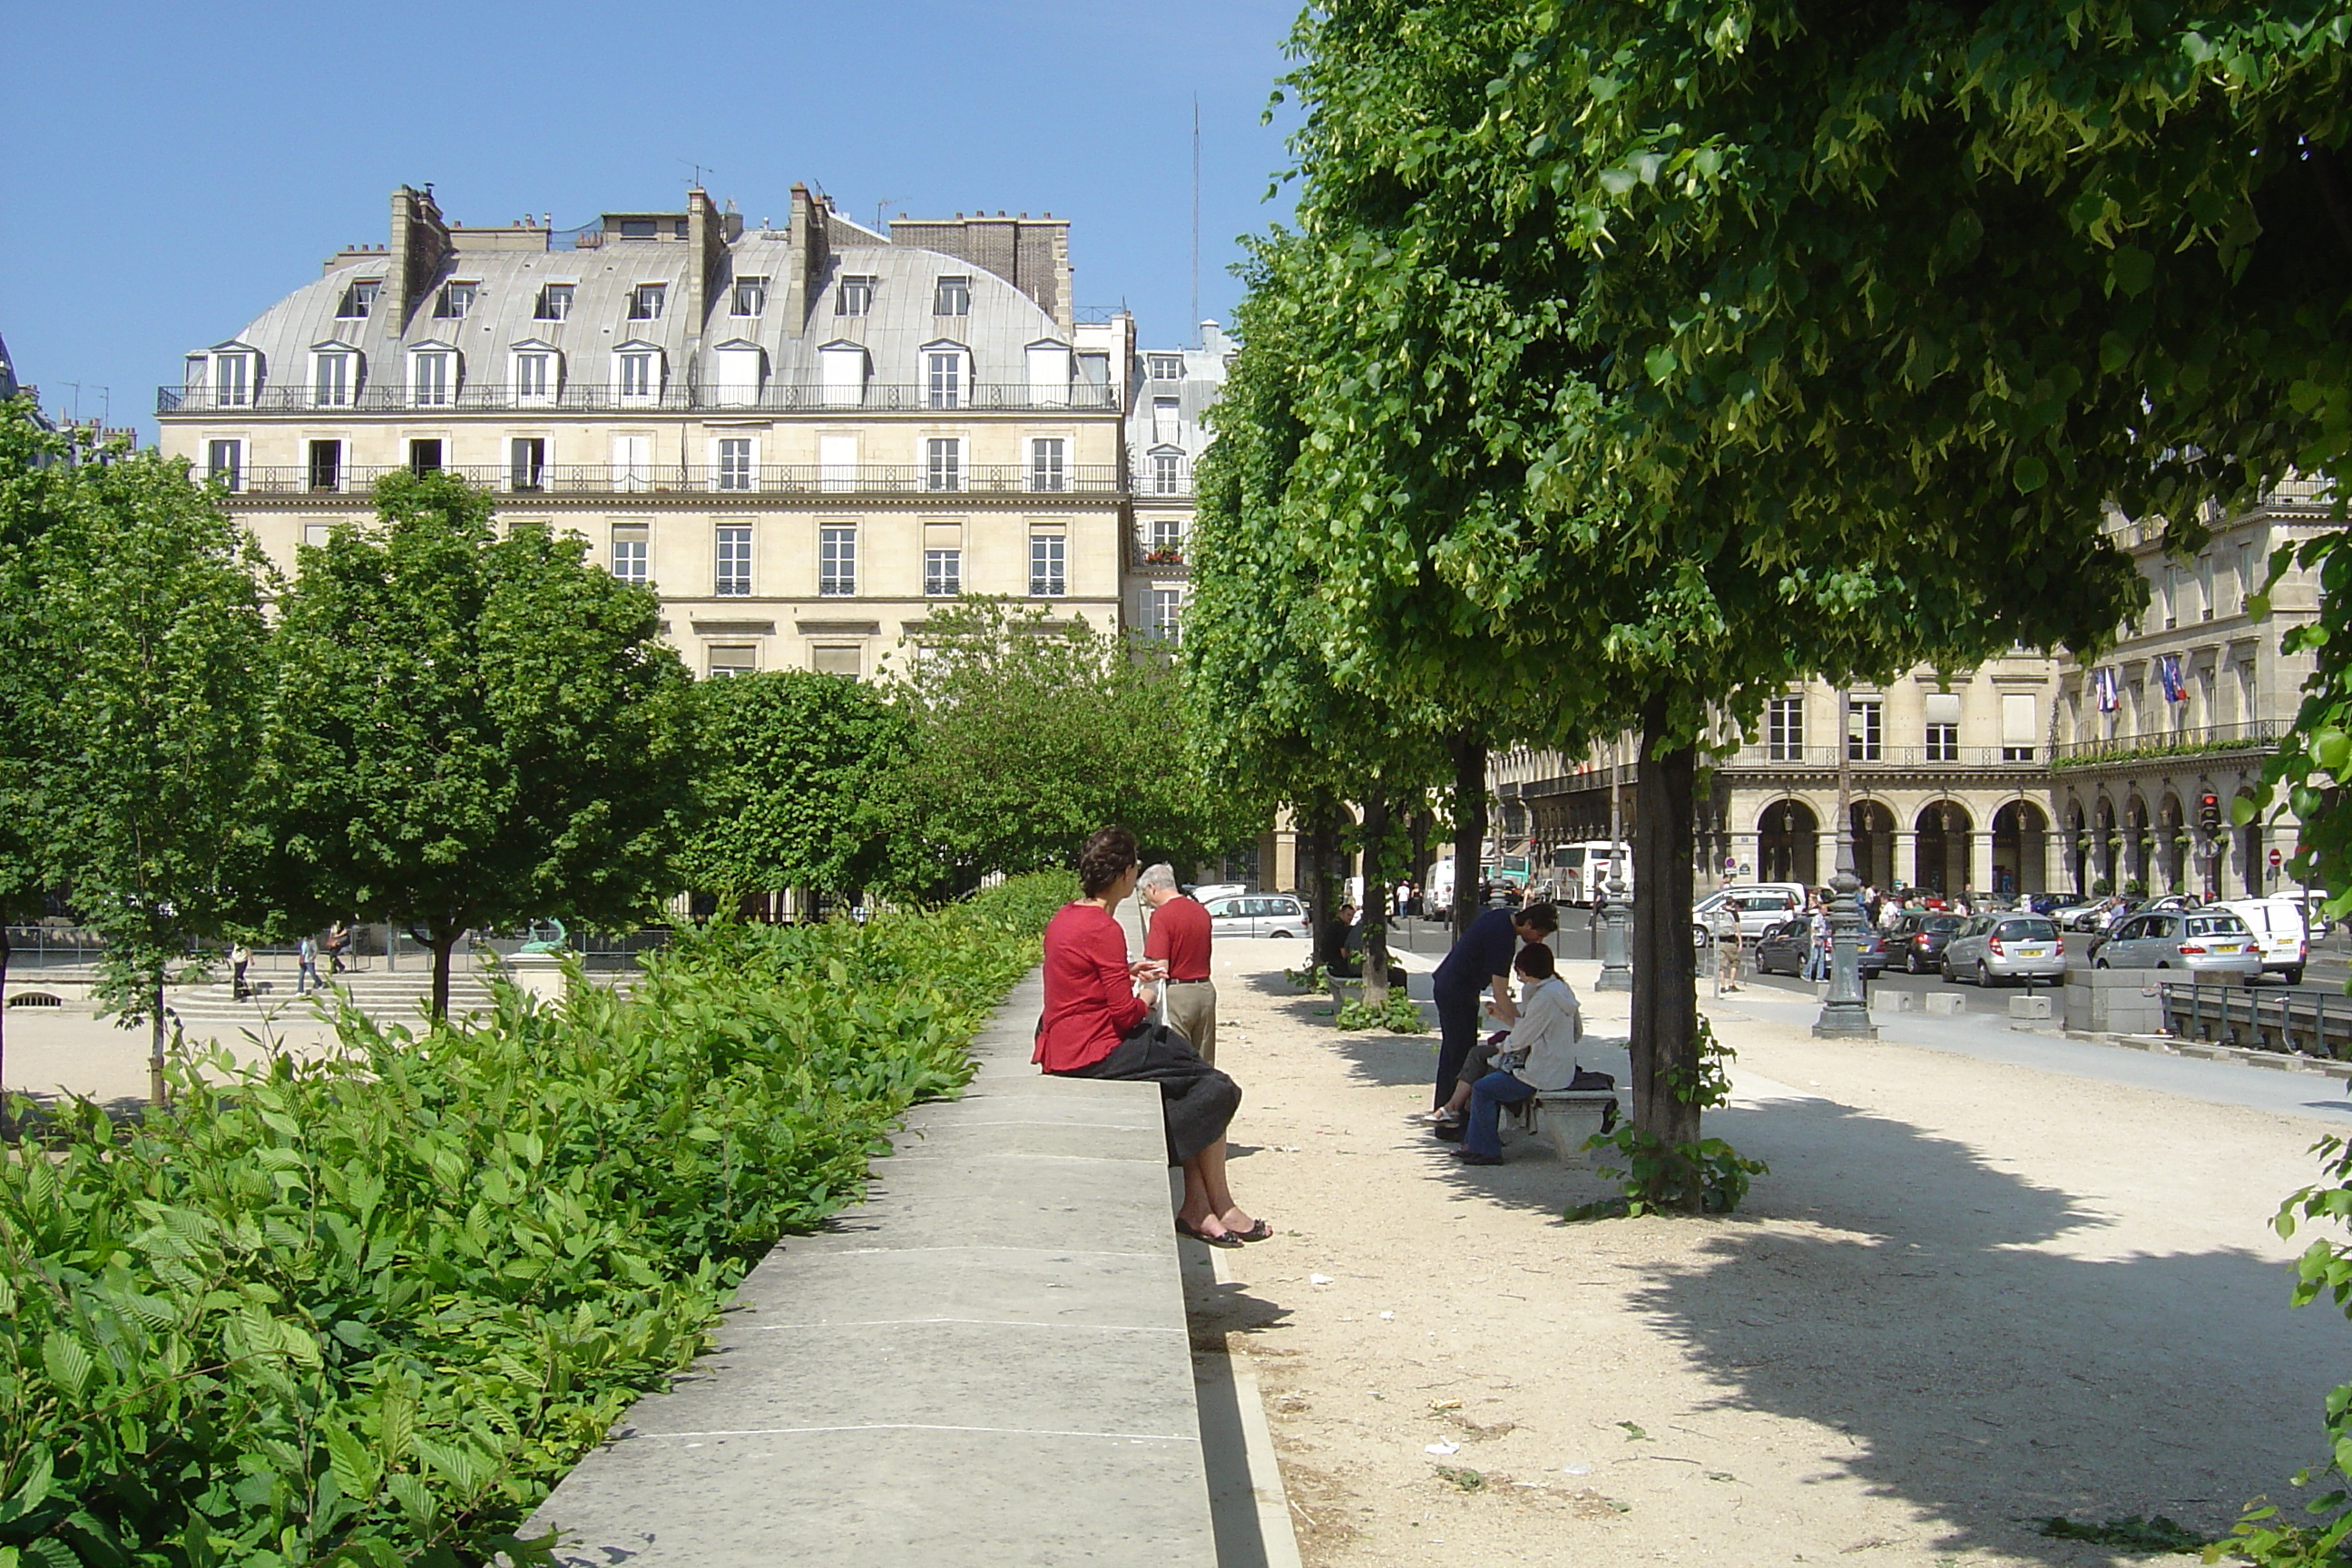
left=0, top=872, right=1073, bottom=1568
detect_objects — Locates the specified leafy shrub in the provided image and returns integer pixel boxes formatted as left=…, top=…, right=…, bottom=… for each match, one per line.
left=0, top=872, right=1069, bottom=1567
left=1332, top=993, right=1430, bottom=1034
left=1570, top=1018, right=1767, bottom=1218
left=1281, top=961, right=1328, bottom=994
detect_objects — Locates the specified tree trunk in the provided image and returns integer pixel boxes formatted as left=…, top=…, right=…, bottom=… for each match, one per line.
left=1359, top=788, right=1391, bottom=1007
left=1629, top=695, right=1700, bottom=1156
left=1302, top=797, right=1342, bottom=968
left=0, top=925, right=11, bottom=1122
left=1447, top=732, right=1488, bottom=937
left=150, top=974, right=168, bottom=1106
left=429, top=927, right=456, bottom=1024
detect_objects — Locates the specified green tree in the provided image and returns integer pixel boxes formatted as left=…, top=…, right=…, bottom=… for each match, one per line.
left=890, top=598, right=1257, bottom=893
left=681, top=669, right=917, bottom=906
left=36, top=445, right=272, bottom=1102
left=262, top=472, right=694, bottom=1021
left=1240, top=4, right=2152, bottom=1187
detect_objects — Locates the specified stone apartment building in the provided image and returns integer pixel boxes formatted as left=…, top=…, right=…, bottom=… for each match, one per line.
left=1124, top=320, right=1231, bottom=644
left=157, top=183, right=1143, bottom=680
left=1494, top=483, right=2326, bottom=903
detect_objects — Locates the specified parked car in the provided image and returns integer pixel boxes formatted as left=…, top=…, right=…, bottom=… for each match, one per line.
left=2088, top=908, right=2262, bottom=981
left=2022, top=893, right=2073, bottom=916
left=1940, top=914, right=2067, bottom=986
left=2216, top=897, right=2309, bottom=985
left=1188, top=882, right=1247, bottom=904
left=1200, top=893, right=1311, bottom=939
left=1692, top=885, right=1807, bottom=942
left=1885, top=912, right=1965, bottom=975
left=1750, top=918, right=1889, bottom=979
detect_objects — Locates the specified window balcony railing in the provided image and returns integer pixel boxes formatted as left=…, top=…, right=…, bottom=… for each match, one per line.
left=1133, top=543, right=1188, bottom=570
left=159, top=381, right=1124, bottom=416
left=1132, top=462, right=1196, bottom=496
left=1724, top=744, right=2050, bottom=769
left=217, top=463, right=1126, bottom=497
left=2050, top=719, right=2285, bottom=768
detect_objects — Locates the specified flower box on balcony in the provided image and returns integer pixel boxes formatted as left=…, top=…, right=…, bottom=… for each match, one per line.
left=1143, top=548, right=1185, bottom=565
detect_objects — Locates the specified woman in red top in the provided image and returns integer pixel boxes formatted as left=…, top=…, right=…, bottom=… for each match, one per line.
left=1038, top=826, right=1266, bottom=1246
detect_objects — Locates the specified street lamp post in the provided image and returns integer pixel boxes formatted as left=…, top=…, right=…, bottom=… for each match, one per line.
left=1815, top=689, right=1878, bottom=1039
left=1596, top=752, right=1632, bottom=992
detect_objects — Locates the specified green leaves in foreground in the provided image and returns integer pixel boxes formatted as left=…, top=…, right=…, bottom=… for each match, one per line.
left=0, top=873, right=1069, bottom=1566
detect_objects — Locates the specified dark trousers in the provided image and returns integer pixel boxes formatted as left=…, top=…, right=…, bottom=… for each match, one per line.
left=1434, top=983, right=1481, bottom=1110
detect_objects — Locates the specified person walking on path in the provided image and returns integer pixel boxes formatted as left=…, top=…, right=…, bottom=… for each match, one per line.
left=1430, top=900, right=1558, bottom=1112
left=296, top=935, right=321, bottom=995
left=1140, top=862, right=1217, bottom=1064
left=1455, top=943, right=1583, bottom=1166
left=230, top=942, right=252, bottom=1003
left=1801, top=897, right=1831, bottom=982
left=1037, top=828, right=1266, bottom=1247
left=1710, top=900, right=1743, bottom=996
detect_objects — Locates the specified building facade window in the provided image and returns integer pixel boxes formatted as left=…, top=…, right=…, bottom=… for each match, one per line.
left=410, top=349, right=455, bottom=407
left=837, top=275, right=875, bottom=315
left=1152, top=397, right=1180, bottom=442
left=312, top=351, right=354, bottom=407
left=925, top=348, right=965, bottom=409
left=924, top=548, right=962, bottom=597
left=207, top=439, right=243, bottom=492
left=715, top=436, right=754, bottom=492
left=1029, top=533, right=1066, bottom=597
left=934, top=275, right=971, bottom=315
left=337, top=279, right=379, bottom=318
left=1847, top=699, right=1882, bottom=761
left=628, top=283, right=666, bottom=320
left=2002, top=692, right=2038, bottom=761
left=213, top=352, right=254, bottom=408
left=708, top=643, right=757, bottom=678
left=1766, top=697, right=1802, bottom=761
left=1148, top=354, right=1183, bottom=380
left=710, top=345, right=764, bottom=407
left=611, top=433, right=651, bottom=489
left=818, top=525, right=857, bottom=596
left=509, top=437, right=545, bottom=493
left=1151, top=451, right=1182, bottom=495
left=435, top=282, right=475, bottom=318
left=534, top=283, right=573, bottom=320
left=511, top=350, right=555, bottom=405
left=715, top=525, right=753, bottom=597
left=1029, top=437, right=1066, bottom=492
left=1926, top=721, right=1960, bottom=763
left=924, top=437, right=963, bottom=492
left=407, top=438, right=443, bottom=475
left=1150, top=517, right=1183, bottom=553
left=616, top=350, right=658, bottom=402
left=1152, top=587, right=1182, bottom=642
left=307, top=439, right=341, bottom=493
left=611, top=524, right=649, bottom=586
left=818, top=344, right=867, bottom=407
left=808, top=644, right=862, bottom=677
left=730, top=277, right=767, bottom=316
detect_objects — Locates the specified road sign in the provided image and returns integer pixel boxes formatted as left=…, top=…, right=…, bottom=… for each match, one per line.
left=2270, top=848, right=2284, bottom=869
left=1723, top=855, right=1737, bottom=874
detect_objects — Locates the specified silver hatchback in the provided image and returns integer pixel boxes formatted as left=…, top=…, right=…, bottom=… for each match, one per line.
left=1200, top=894, right=1310, bottom=940
left=2090, top=910, right=2262, bottom=981
left=1941, top=915, right=2067, bottom=986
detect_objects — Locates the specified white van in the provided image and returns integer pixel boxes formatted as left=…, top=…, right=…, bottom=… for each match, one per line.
left=2218, top=897, right=2309, bottom=985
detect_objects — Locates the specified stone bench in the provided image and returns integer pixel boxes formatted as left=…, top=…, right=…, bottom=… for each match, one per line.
left=1529, top=1091, right=1622, bottom=1163
left=526, top=971, right=1220, bottom=1566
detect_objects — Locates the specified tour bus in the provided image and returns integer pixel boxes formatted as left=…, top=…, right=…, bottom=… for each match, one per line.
left=1552, top=841, right=1634, bottom=907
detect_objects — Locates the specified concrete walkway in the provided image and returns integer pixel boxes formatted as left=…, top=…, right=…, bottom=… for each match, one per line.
left=531, top=971, right=1220, bottom=1566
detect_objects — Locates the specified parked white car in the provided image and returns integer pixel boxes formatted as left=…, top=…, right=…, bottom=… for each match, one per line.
left=1692, top=885, right=1808, bottom=942
left=2217, top=897, right=2309, bottom=985
left=1187, top=883, right=1247, bottom=904
left=1200, top=893, right=1311, bottom=939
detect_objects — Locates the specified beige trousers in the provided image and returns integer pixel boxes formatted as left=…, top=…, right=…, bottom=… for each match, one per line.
left=1163, top=979, right=1219, bottom=1066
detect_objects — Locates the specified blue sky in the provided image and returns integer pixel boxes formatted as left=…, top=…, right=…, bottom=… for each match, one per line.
left=0, top=0, right=1303, bottom=439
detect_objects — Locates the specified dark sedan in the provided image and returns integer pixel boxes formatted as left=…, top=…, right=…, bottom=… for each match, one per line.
left=1752, top=918, right=1888, bottom=978
left=1886, top=912, right=1965, bottom=975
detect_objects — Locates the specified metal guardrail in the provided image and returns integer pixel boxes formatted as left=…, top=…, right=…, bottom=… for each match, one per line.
left=2160, top=980, right=2352, bottom=1058
left=1727, top=744, right=2043, bottom=769
left=0, top=925, right=672, bottom=976
left=215, top=463, right=1127, bottom=499
left=160, top=382, right=1124, bottom=416
left=2051, top=720, right=2284, bottom=765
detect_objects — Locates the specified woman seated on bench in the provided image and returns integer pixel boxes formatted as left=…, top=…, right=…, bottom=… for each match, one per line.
left=1036, top=826, right=1269, bottom=1247
left=1449, top=943, right=1582, bottom=1167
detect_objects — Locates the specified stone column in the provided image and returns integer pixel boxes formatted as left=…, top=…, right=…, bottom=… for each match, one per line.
left=1969, top=830, right=1996, bottom=899
left=1893, top=831, right=1917, bottom=889
left=1815, top=828, right=1839, bottom=890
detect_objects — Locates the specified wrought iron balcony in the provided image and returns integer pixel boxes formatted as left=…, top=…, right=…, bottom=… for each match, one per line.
left=158, top=381, right=1124, bottom=416
left=2050, top=719, right=2284, bottom=768
left=1723, top=743, right=2048, bottom=769
left=211, top=462, right=1126, bottom=498
left=1132, top=543, right=1188, bottom=571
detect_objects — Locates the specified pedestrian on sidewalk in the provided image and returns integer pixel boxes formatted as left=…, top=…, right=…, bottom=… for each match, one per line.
left=325, top=920, right=350, bottom=975
left=1139, top=862, right=1217, bottom=1064
left=1455, top=943, right=1583, bottom=1166
left=1710, top=901, right=1743, bottom=996
left=1801, top=898, right=1831, bottom=982
left=1430, top=900, right=1559, bottom=1112
left=1036, top=828, right=1265, bottom=1248
left=297, top=934, right=320, bottom=995
left=230, top=942, right=252, bottom=1003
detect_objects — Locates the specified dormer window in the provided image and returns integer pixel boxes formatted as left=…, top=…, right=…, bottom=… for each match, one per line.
left=619, top=219, right=658, bottom=240
left=628, top=284, right=666, bottom=321
left=934, top=276, right=971, bottom=316
left=310, top=346, right=361, bottom=407
left=337, top=279, right=379, bottom=318
left=212, top=350, right=256, bottom=408
left=613, top=343, right=663, bottom=404
left=408, top=347, right=459, bottom=407
left=837, top=276, right=875, bottom=315
left=710, top=341, right=766, bottom=407
left=1148, top=354, right=1183, bottom=379
left=435, top=282, right=476, bottom=318
left=730, top=277, right=767, bottom=316
left=508, top=342, right=561, bottom=407
left=534, top=283, right=573, bottom=321
left=818, top=342, right=868, bottom=407
left=923, top=343, right=969, bottom=409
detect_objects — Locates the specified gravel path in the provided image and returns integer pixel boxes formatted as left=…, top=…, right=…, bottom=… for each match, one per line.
left=1195, top=943, right=2350, bottom=1566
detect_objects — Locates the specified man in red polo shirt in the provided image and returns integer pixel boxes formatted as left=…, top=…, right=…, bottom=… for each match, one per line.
left=1140, top=862, right=1217, bottom=1063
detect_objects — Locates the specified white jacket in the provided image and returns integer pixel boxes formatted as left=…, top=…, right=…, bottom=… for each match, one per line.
left=1501, top=976, right=1583, bottom=1092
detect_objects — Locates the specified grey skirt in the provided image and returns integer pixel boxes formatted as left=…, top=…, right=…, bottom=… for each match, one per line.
left=1057, top=1022, right=1241, bottom=1164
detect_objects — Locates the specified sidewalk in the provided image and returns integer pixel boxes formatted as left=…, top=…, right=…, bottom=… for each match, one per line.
left=1198, top=943, right=2347, bottom=1566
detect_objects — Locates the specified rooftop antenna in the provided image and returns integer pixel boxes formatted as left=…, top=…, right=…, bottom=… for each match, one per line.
left=1191, top=96, right=1202, bottom=348
left=875, top=196, right=906, bottom=231
left=679, top=159, right=717, bottom=189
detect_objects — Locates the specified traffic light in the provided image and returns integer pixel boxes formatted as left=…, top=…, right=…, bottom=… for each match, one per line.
left=2200, top=792, right=2221, bottom=835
